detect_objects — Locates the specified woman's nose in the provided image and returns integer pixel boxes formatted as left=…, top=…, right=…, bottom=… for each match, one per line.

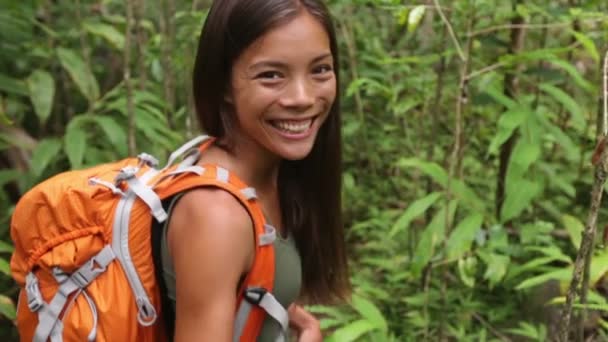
left=279, top=78, right=315, bottom=110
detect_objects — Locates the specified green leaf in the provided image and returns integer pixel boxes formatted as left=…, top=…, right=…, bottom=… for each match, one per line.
left=56, top=47, right=100, bottom=103
left=562, top=214, right=584, bottom=249
left=516, top=269, right=571, bottom=290
left=328, top=319, right=377, bottom=342
left=407, top=5, right=426, bottom=33
left=64, top=120, right=87, bottom=169
left=83, top=22, right=125, bottom=50
left=549, top=59, right=594, bottom=93
left=571, top=31, right=600, bottom=63
left=539, top=83, right=586, bottom=131
left=351, top=295, right=388, bottom=332
left=0, top=240, right=13, bottom=253
left=478, top=252, right=510, bottom=288
left=0, top=295, right=16, bottom=320
left=457, top=256, right=477, bottom=288
left=27, top=70, right=55, bottom=125
left=389, top=192, right=442, bottom=237
left=488, top=107, right=528, bottom=155
left=92, top=115, right=128, bottom=157
left=30, top=138, right=63, bottom=179
left=0, top=73, right=28, bottom=96
left=411, top=201, right=458, bottom=276
left=0, top=170, right=19, bottom=188
left=446, top=213, right=484, bottom=259
left=501, top=179, right=542, bottom=223
left=0, top=258, right=10, bottom=276
left=397, top=158, right=485, bottom=211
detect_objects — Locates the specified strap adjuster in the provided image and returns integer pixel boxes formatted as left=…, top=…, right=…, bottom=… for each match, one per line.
left=25, top=273, right=44, bottom=312
left=244, top=287, right=268, bottom=306
left=115, top=166, right=139, bottom=185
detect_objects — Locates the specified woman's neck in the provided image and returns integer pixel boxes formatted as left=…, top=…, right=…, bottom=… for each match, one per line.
left=201, top=133, right=281, bottom=193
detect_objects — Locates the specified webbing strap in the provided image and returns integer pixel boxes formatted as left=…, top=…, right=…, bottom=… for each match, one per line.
left=125, top=176, right=167, bottom=223
left=32, top=245, right=115, bottom=342
left=259, top=224, right=277, bottom=246
left=216, top=167, right=230, bottom=183
left=240, top=187, right=257, bottom=200
left=233, top=288, right=288, bottom=342
left=162, top=135, right=210, bottom=170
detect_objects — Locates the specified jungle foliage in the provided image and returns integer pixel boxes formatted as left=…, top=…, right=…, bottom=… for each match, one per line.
left=1, top=0, right=608, bottom=341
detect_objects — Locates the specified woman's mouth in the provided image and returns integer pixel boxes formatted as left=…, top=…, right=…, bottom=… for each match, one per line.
left=269, top=117, right=317, bottom=137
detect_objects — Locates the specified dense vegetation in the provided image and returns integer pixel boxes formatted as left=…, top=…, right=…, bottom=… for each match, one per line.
left=1, top=0, right=608, bottom=340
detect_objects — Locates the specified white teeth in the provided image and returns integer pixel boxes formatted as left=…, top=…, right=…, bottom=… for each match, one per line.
left=272, top=119, right=312, bottom=134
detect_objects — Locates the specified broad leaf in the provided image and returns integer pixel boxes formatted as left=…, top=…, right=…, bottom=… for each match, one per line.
left=389, top=192, right=442, bottom=237
left=0, top=73, right=28, bottom=96
left=0, top=295, right=15, bottom=320
left=562, top=214, right=584, bottom=249
left=327, top=319, right=377, bottom=342
left=64, top=120, right=87, bottom=169
left=92, top=115, right=128, bottom=157
left=351, top=295, right=388, bottom=332
left=30, top=138, right=62, bottom=179
left=571, top=31, right=599, bottom=63
left=56, top=47, right=100, bottom=103
left=84, top=22, right=125, bottom=50
left=488, top=107, right=529, bottom=155
left=27, top=69, right=55, bottom=125
left=407, top=5, right=426, bottom=33
left=446, top=213, right=484, bottom=259
left=501, top=179, right=542, bottom=223
left=539, top=83, right=586, bottom=131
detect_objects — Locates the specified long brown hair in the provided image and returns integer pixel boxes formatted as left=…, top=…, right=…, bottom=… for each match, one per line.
left=193, top=0, right=350, bottom=304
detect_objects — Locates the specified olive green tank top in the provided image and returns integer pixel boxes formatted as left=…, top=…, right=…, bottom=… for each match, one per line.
left=160, top=194, right=302, bottom=341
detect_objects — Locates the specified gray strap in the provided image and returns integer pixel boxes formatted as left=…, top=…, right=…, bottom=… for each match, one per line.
left=125, top=176, right=167, bottom=223
left=82, top=291, right=98, bottom=341
left=162, top=135, right=210, bottom=170
left=33, top=245, right=115, bottom=342
left=137, top=153, right=160, bottom=168
left=240, top=187, right=257, bottom=200
left=233, top=300, right=253, bottom=342
left=259, top=224, right=277, bottom=246
left=257, top=292, right=289, bottom=334
left=88, top=178, right=126, bottom=197
left=216, top=167, right=230, bottom=183
left=235, top=288, right=288, bottom=342
left=49, top=319, right=63, bottom=342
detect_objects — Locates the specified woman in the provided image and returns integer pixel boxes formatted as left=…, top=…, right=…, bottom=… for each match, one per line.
left=159, top=0, right=351, bottom=340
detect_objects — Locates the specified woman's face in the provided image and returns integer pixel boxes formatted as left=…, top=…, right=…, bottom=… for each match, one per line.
left=229, top=10, right=336, bottom=161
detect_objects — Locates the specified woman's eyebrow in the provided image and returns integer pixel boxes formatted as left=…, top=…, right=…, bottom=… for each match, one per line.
left=248, top=52, right=333, bottom=70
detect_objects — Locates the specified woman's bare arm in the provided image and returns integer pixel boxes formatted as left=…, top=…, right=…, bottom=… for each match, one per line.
left=168, top=188, right=254, bottom=341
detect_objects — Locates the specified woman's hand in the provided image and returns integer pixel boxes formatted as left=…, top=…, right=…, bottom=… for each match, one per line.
left=288, top=304, right=322, bottom=342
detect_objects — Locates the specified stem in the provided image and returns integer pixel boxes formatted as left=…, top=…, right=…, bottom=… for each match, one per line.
left=338, top=16, right=376, bottom=176
left=135, top=0, right=147, bottom=90
left=496, top=0, right=526, bottom=221
left=432, top=0, right=466, bottom=62
left=160, top=0, right=176, bottom=129
left=559, top=50, right=608, bottom=342
left=125, top=0, right=136, bottom=155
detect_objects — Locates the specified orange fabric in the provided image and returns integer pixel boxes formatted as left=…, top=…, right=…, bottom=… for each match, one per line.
left=10, top=141, right=275, bottom=341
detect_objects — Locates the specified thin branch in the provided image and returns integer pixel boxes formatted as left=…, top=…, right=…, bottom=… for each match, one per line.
left=465, top=62, right=507, bottom=81
left=559, top=50, right=608, bottom=342
left=602, top=51, right=608, bottom=136
left=469, top=18, right=605, bottom=37
left=432, top=0, right=466, bottom=62
left=125, top=0, right=136, bottom=155
left=472, top=312, right=512, bottom=342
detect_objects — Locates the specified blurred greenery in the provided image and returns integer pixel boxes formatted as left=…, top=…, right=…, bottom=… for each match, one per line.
left=1, top=0, right=608, bottom=340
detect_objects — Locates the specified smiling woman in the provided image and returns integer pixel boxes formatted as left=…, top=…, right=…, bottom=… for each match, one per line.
left=157, top=0, right=351, bottom=341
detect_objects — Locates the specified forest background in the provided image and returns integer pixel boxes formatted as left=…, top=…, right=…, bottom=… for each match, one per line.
left=1, top=0, right=608, bottom=341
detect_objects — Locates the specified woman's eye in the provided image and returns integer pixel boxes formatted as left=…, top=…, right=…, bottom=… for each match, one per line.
left=257, top=71, right=283, bottom=80
left=313, top=65, right=333, bottom=74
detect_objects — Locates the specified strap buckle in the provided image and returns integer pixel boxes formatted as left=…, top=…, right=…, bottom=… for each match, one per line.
left=115, top=166, right=139, bottom=185
left=137, top=153, right=159, bottom=168
left=244, top=287, right=268, bottom=306
left=25, top=272, right=44, bottom=312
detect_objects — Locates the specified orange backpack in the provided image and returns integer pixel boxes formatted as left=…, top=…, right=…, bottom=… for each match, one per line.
left=10, top=135, right=289, bottom=342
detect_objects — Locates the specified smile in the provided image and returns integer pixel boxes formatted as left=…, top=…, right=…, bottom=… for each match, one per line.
left=269, top=117, right=316, bottom=135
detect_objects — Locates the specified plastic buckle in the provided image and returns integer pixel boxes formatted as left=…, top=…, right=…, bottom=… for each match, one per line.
left=114, top=166, right=139, bottom=185
left=25, top=274, right=44, bottom=312
left=137, top=153, right=159, bottom=168
left=244, top=287, right=268, bottom=305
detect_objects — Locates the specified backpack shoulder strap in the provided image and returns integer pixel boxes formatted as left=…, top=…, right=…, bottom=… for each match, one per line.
left=152, top=150, right=286, bottom=340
